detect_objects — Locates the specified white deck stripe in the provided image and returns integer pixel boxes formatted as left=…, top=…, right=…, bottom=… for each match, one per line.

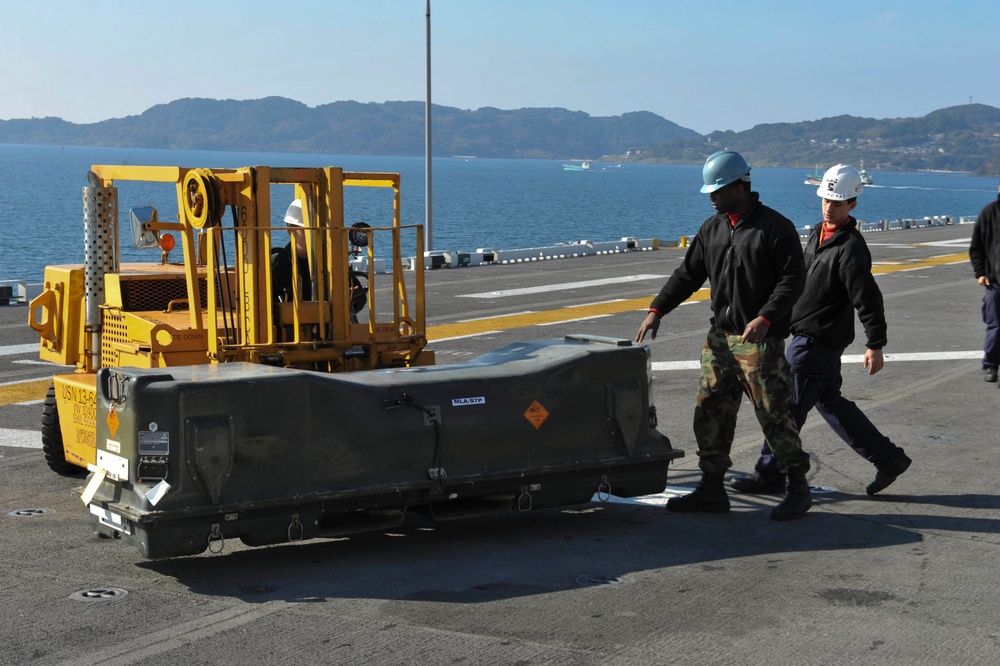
left=537, top=314, right=612, bottom=326
left=457, top=274, right=667, bottom=298
left=651, top=350, right=982, bottom=371
left=0, top=428, right=40, bottom=449
left=0, top=344, right=37, bottom=356
left=0, top=376, right=55, bottom=387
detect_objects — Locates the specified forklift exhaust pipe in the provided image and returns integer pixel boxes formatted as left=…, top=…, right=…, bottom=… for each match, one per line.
left=83, top=171, right=119, bottom=371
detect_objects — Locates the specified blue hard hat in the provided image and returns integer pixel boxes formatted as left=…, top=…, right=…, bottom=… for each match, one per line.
left=700, top=150, right=751, bottom=193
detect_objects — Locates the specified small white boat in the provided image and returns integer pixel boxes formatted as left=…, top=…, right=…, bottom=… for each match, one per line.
left=860, top=161, right=874, bottom=185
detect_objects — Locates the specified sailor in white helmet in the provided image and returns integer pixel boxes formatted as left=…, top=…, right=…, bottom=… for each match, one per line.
left=732, top=164, right=911, bottom=497
left=271, top=199, right=312, bottom=302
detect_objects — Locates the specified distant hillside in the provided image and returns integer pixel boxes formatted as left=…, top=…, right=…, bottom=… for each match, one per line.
left=4, top=99, right=998, bottom=174
left=626, top=103, right=1000, bottom=175
left=0, top=97, right=699, bottom=160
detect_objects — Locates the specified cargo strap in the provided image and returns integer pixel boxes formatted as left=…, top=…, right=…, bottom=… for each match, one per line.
left=384, top=393, right=446, bottom=490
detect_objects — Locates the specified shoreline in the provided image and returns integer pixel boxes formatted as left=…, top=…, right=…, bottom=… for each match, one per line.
left=2, top=219, right=975, bottom=305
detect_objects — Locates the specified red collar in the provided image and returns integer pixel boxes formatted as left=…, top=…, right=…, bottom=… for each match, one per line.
left=727, top=208, right=749, bottom=227
left=820, top=220, right=848, bottom=244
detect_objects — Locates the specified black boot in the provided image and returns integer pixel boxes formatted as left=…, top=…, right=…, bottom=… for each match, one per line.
left=667, top=473, right=730, bottom=513
left=771, top=471, right=811, bottom=521
left=867, top=451, right=911, bottom=496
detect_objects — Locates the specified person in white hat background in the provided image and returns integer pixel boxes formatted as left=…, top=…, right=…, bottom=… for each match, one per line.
left=271, top=199, right=312, bottom=302
left=731, top=164, right=911, bottom=497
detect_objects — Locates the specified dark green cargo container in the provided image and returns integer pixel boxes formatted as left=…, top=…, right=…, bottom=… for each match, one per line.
left=86, top=335, right=683, bottom=559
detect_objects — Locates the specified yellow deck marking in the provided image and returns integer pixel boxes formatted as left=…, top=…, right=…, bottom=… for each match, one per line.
left=428, top=289, right=712, bottom=340
left=871, top=252, right=968, bottom=274
left=0, top=379, right=50, bottom=406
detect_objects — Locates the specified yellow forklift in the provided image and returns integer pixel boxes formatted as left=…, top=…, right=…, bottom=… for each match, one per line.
left=30, top=163, right=681, bottom=559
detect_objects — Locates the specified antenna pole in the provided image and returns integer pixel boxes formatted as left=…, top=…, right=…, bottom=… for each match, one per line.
left=425, top=0, right=433, bottom=251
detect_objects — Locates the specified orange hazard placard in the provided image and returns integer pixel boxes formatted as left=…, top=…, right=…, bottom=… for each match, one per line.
left=523, top=400, right=549, bottom=429
left=107, top=406, right=120, bottom=438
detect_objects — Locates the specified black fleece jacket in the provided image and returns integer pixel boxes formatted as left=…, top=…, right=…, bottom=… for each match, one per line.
left=970, top=196, right=1000, bottom=284
left=790, top=218, right=887, bottom=350
left=649, top=193, right=805, bottom=339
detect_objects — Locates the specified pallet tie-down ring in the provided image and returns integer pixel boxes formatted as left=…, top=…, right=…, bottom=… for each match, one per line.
left=208, top=523, right=225, bottom=554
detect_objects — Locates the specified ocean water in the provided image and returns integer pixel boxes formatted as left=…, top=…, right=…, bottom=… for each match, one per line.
left=1, top=143, right=996, bottom=282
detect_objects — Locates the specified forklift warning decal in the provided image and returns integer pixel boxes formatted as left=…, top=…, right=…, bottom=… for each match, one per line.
left=62, top=382, right=98, bottom=451
left=524, top=400, right=550, bottom=429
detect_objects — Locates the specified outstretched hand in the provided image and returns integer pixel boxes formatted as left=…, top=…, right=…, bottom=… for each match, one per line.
left=635, top=312, right=661, bottom=343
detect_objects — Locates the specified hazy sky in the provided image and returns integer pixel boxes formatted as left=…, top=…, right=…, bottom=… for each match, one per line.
left=1, top=0, right=996, bottom=135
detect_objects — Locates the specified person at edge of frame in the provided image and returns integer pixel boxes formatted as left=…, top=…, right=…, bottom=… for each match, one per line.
left=970, top=177, right=1000, bottom=385
left=634, top=150, right=812, bottom=521
left=730, top=164, right=912, bottom=498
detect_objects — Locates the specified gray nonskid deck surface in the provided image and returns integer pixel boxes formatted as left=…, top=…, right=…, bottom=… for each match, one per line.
left=2, top=224, right=996, bottom=665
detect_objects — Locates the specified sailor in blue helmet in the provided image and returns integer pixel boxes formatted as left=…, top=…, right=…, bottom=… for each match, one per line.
left=635, top=150, right=812, bottom=520
left=970, top=178, right=1000, bottom=385
left=731, top=164, right=912, bottom=497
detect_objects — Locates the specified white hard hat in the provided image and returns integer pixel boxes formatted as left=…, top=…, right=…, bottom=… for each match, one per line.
left=817, top=164, right=864, bottom=201
left=284, top=199, right=304, bottom=226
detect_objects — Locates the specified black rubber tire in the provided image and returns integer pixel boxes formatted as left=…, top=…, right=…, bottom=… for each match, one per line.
left=41, top=384, right=82, bottom=476
left=350, top=270, right=369, bottom=315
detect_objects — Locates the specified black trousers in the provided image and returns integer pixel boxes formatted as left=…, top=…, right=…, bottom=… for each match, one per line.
left=754, top=335, right=904, bottom=478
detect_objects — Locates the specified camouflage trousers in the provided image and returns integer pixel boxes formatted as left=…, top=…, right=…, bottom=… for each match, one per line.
left=692, top=329, right=810, bottom=476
